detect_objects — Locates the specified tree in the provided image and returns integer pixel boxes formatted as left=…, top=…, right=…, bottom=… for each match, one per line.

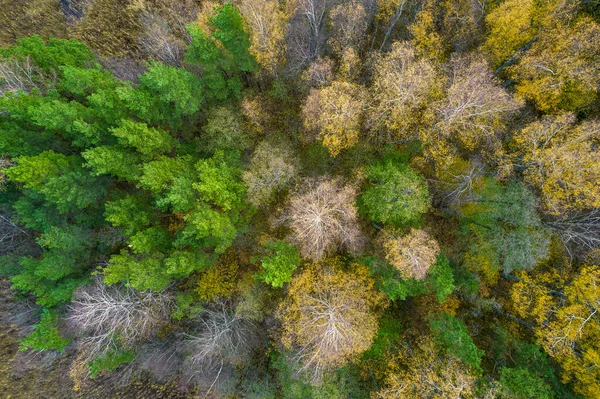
left=510, top=16, right=600, bottom=113
left=19, top=308, right=70, bottom=352
left=460, top=179, right=550, bottom=282
left=285, top=0, right=336, bottom=71
left=360, top=159, right=430, bottom=227
left=434, top=54, right=522, bottom=152
left=366, top=41, right=441, bottom=144
left=0, top=0, right=66, bottom=47
left=253, top=239, right=301, bottom=288
left=497, top=367, right=555, bottom=399
left=237, top=0, right=288, bottom=75
left=279, top=178, right=363, bottom=261
left=376, top=336, right=478, bottom=399
left=201, top=106, right=249, bottom=154
left=302, top=80, right=366, bottom=157
left=511, top=266, right=600, bottom=398
left=327, top=2, right=369, bottom=57
left=379, top=228, right=440, bottom=280
left=513, top=114, right=600, bottom=216
left=483, top=0, right=537, bottom=67
left=186, top=300, right=260, bottom=372
left=185, top=3, right=257, bottom=102
left=429, top=313, right=483, bottom=372
left=67, top=279, right=174, bottom=361
left=242, top=140, right=299, bottom=207
left=367, top=253, right=455, bottom=302
left=278, top=259, right=385, bottom=383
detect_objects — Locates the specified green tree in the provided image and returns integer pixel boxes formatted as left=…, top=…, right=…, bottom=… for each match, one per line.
left=254, top=240, right=301, bottom=288
left=360, top=159, right=430, bottom=227
left=185, top=3, right=257, bottom=102
left=460, top=179, right=550, bottom=283
left=19, top=308, right=70, bottom=351
left=429, top=313, right=483, bottom=373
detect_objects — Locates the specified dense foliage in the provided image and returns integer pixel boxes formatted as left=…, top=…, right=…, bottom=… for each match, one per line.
left=0, top=0, right=599, bottom=398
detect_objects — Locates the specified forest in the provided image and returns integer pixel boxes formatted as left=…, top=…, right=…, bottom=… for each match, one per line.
left=0, top=0, right=599, bottom=398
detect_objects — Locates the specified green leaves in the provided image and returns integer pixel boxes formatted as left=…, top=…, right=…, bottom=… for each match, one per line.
left=254, top=240, right=301, bottom=288
left=367, top=254, right=455, bottom=302
left=461, top=179, right=550, bottom=277
left=498, top=367, right=555, bottom=399
left=111, top=120, right=174, bottom=157
left=429, top=313, right=483, bottom=373
left=360, top=160, right=430, bottom=226
left=19, top=309, right=70, bottom=352
left=185, top=3, right=256, bottom=102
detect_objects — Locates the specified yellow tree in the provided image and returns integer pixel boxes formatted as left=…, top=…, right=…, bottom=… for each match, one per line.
left=279, top=259, right=386, bottom=383
left=366, top=42, right=441, bottom=145
left=379, top=228, right=440, bottom=280
left=483, top=0, right=537, bottom=67
left=327, top=2, right=369, bottom=57
left=238, top=0, right=288, bottom=75
left=514, top=114, right=600, bottom=215
left=375, top=336, right=478, bottom=399
left=511, top=266, right=600, bottom=398
left=302, top=80, right=366, bottom=157
left=434, top=54, right=522, bottom=152
left=510, top=16, right=600, bottom=113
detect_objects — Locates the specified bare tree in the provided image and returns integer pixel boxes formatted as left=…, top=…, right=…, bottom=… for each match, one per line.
left=0, top=213, right=31, bottom=255
left=139, top=13, right=186, bottom=67
left=0, top=57, right=50, bottom=97
left=277, top=178, right=363, bottom=260
left=545, top=209, right=600, bottom=258
left=67, top=278, right=174, bottom=361
left=185, top=300, right=260, bottom=372
left=285, top=0, right=337, bottom=72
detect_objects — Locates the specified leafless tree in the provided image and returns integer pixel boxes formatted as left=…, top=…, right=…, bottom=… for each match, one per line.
left=285, top=0, right=337, bottom=72
left=67, top=278, right=174, bottom=361
left=0, top=212, right=31, bottom=256
left=428, top=160, right=484, bottom=206
left=277, top=178, right=363, bottom=260
left=185, top=300, right=260, bottom=372
left=139, top=13, right=186, bottom=67
left=183, top=300, right=262, bottom=397
left=0, top=57, right=50, bottom=97
left=545, top=209, right=600, bottom=258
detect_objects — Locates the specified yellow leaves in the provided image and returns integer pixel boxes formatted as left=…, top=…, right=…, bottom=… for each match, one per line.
left=511, top=266, right=600, bottom=397
left=510, top=272, right=554, bottom=324
left=483, top=0, right=536, bottom=66
left=380, top=228, right=440, bottom=280
left=302, top=81, right=366, bottom=157
left=515, top=114, right=600, bottom=215
left=238, top=0, right=287, bottom=74
left=510, top=16, right=600, bottom=113
left=196, top=253, right=239, bottom=301
left=376, top=336, right=478, bottom=399
left=410, top=7, right=446, bottom=60
left=279, top=259, right=386, bottom=381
